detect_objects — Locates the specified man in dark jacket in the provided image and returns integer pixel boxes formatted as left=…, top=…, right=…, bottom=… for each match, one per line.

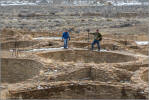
left=62, top=29, right=70, bottom=49
left=90, top=29, right=102, bottom=51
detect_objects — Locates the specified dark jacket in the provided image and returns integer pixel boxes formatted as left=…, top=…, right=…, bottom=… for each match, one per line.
left=90, top=32, right=102, bottom=40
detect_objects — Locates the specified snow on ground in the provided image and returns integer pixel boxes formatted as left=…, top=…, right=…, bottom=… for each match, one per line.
left=0, top=3, right=37, bottom=6
left=0, top=1, right=37, bottom=6
left=33, top=37, right=62, bottom=40
left=135, top=41, right=149, bottom=45
left=25, top=47, right=64, bottom=52
left=37, top=85, right=44, bottom=90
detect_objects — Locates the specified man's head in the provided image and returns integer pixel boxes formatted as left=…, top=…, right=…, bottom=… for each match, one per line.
left=96, top=29, right=99, bottom=32
left=64, top=29, right=68, bottom=32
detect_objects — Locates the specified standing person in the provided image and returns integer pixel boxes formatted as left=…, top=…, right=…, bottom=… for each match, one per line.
left=90, top=29, right=102, bottom=51
left=62, top=29, right=70, bottom=49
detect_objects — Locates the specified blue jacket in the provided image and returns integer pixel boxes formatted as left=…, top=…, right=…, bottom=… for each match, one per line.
left=62, top=32, right=70, bottom=39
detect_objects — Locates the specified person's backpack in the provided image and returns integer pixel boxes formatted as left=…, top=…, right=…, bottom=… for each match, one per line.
left=99, top=37, right=102, bottom=41
left=98, top=33, right=102, bottom=41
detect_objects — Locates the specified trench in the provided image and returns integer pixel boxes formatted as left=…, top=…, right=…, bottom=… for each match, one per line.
left=38, top=50, right=138, bottom=63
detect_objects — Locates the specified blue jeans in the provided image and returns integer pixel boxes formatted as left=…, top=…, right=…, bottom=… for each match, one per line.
left=92, top=40, right=100, bottom=50
left=64, top=39, right=68, bottom=48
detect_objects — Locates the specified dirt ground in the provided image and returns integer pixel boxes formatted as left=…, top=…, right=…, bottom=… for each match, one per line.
left=0, top=4, right=149, bottom=99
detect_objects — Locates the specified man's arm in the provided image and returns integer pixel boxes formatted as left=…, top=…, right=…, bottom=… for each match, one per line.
left=68, top=32, right=70, bottom=40
left=62, top=32, right=64, bottom=40
left=89, top=32, right=96, bottom=35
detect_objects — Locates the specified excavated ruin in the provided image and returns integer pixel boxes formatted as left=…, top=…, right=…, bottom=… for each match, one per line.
left=1, top=35, right=148, bottom=99
left=38, top=50, right=138, bottom=63
left=1, top=58, right=43, bottom=83
left=6, top=47, right=148, bottom=99
left=1, top=44, right=148, bottom=99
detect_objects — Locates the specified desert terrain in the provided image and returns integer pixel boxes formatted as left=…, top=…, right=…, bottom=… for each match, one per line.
left=0, top=0, right=149, bottom=99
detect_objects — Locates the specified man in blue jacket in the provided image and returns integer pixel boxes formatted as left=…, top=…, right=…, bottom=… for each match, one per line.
left=62, top=29, right=70, bottom=49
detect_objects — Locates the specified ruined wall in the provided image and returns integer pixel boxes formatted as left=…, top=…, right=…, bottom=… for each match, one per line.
left=131, top=67, right=148, bottom=84
left=45, top=65, right=132, bottom=82
left=1, top=58, right=43, bottom=83
left=1, top=41, right=38, bottom=50
left=9, top=82, right=148, bottom=99
left=141, top=70, right=148, bottom=82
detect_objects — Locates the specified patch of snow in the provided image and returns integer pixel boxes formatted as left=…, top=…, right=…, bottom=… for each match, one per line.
left=100, top=49, right=108, bottom=52
left=135, top=41, right=149, bottom=45
left=113, top=2, right=148, bottom=6
left=44, top=72, right=50, bottom=75
left=80, top=77, right=90, bottom=80
left=33, top=37, right=62, bottom=40
left=25, top=47, right=63, bottom=52
left=0, top=86, right=5, bottom=89
left=44, top=86, right=48, bottom=89
left=0, top=2, right=37, bottom=6
left=70, top=83, right=74, bottom=85
left=9, top=49, right=14, bottom=52
left=120, top=80, right=130, bottom=83
left=107, top=82, right=112, bottom=84
left=103, top=0, right=149, bottom=6
left=37, top=85, right=44, bottom=90
left=72, top=0, right=149, bottom=6
left=78, top=83, right=84, bottom=85
left=54, top=70, right=58, bottom=72
left=95, top=49, right=107, bottom=52
left=139, top=91, right=145, bottom=94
